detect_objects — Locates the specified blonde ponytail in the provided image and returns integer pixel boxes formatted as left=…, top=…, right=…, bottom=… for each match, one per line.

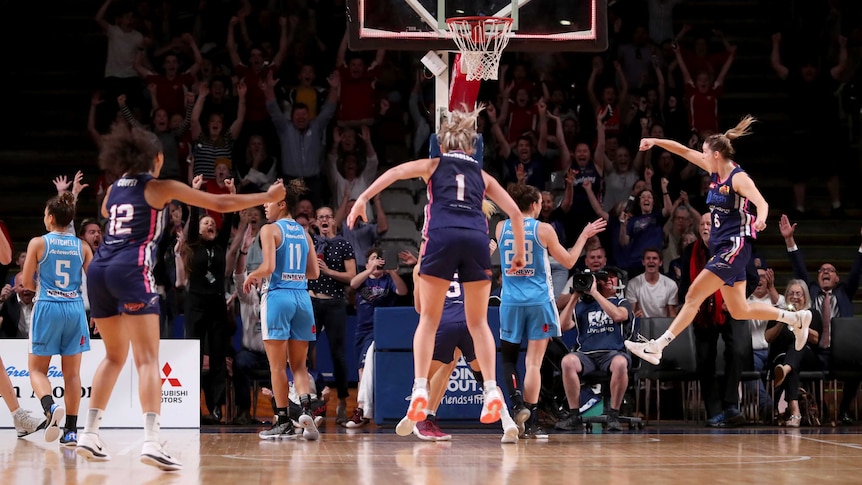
left=724, top=115, right=756, bottom=141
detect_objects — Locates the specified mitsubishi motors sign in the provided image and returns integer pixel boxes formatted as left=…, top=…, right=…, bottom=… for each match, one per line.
left=0, top=340, right=199, bottom=428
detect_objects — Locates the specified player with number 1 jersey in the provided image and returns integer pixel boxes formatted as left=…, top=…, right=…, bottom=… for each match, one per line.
left=347, top=107, right=527, bottom=430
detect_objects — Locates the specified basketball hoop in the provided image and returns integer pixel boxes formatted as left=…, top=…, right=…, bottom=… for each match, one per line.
left=446, top=16, right=513, bottom=81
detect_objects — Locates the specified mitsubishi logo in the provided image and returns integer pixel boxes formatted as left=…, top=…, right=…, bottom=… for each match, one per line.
left=161, top=363, right=181, bottom=387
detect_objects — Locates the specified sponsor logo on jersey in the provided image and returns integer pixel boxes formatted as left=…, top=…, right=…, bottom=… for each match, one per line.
left=46, top=289, right=79, bottom=298
left=510, top=268, right=535, bottom=277
left=281, top=273, right=306, bottom=281
left=719, top=185, right=730, bottom=195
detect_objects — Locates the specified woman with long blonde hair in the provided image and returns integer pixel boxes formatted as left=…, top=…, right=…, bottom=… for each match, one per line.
left=348, top=107, right=526, bottom=429
left=626, top=116, right=813, bottom=367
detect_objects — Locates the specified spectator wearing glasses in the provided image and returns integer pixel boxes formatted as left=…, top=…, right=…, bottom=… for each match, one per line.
left=779, top=215, right=862, bottom=424
left=309, top=206, right=357, bottom=424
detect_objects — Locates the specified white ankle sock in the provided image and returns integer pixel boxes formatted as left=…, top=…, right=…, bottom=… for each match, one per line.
left=777, top=310, right=794, bottom=325
left=84, top=408, right=104, bottom=434
left=413, top=378, right=428, bottom=390
left=657, top=331, right=675, bottom=349
left=484, top=381, right=497, bottom=393
left=143, top=412, right=160, bottom=443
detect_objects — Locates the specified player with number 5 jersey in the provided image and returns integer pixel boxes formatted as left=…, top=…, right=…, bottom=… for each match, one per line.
left=21, top=192, right=93, bottom=445
left=625, top=116, right=813, bottom=369
left=244, top=180, right=321, bottom=441
left=496, top=183, right=606, bottom=438
left=80, top=126, right=285, bottom=471
left=347, top=106, right=527, bottom=431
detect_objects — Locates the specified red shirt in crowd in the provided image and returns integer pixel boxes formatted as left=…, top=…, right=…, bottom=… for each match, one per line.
left=337, top=65, right=379, bottom=123
left=685, top=82, right=723, bottom=135
left=146, top=72, right=195, bottom=117
left=235, top=64, right=277, bottom=122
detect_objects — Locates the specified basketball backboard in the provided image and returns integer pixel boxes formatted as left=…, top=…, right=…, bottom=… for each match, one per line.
left=347, top=0, right=607, bottom=52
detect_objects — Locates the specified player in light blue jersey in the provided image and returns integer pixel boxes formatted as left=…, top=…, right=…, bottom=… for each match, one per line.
left=626, top=116, right=813, bottom=366
left=496, top=183, right=605, bottom=438
left=21, top=193, right=93, bottom=445
left=244, top=179, right=320, bottom=441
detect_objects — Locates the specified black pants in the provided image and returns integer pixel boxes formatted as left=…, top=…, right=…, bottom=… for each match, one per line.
left=311, top=298, right=349, bottom=399
left=774, top=346, right=821, bottom=402
left=233, top=348, right=270, bottom=412
left=694, top=319, right=745, bottom=418
left=185, top=293, right=230, bottom=414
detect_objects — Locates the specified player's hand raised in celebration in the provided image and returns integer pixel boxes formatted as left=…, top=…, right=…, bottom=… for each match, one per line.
left=639, top=138, right=655, bottom=151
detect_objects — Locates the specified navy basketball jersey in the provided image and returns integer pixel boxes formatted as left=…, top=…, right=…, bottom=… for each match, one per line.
left=441, top=273, right=466, bottom=325
left=705, top=165, right=756, bottom=250
left=574, top=297, right=632, bottom=353
left=499, top=218, right=553, bottom=305
left=266, top=219, right=309, bottom=292
left=94, top=173, right=165, bottom=269
left=38, top=232, right=84, bottom=302
left=423, top=152, right=487, bottom=235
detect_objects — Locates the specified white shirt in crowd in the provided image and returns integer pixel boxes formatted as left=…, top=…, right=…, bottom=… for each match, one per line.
left=747, top=293, right=786, bottom=351
left=105, top=24, right=143, bottom=79
left=625, top=273, right=679, bottom=318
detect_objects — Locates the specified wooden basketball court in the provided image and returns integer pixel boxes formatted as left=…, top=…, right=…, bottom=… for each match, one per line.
left=4, top=423, right=862, bottom=484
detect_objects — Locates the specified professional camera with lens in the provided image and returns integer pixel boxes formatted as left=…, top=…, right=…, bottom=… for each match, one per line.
left=571, top=269, right=609, bottom=293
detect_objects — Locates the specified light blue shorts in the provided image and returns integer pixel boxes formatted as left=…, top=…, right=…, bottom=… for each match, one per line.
left=30, top=300, right=90, bottom=356
left=499, top=302, right=561, bottom=344
left=261, top=290, right=316, bottom=341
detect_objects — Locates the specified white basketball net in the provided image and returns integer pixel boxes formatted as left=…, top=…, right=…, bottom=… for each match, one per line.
left=446, top=17, right=513, bottom=81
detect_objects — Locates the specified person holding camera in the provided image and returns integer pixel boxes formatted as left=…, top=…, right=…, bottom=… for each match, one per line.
left=625, top=116, right=813, bottom=367
left=555, top=266, right=633, bottom=432
left=496, top=184, right=606, bottom=438
left=345, top=247, right=408, bottom=428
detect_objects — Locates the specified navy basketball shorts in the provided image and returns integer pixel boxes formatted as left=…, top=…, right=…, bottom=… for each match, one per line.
left=355, top=329, right=373, bottom=369
left=706, top=237, right=752, bottom=286
left=421, top=228, right=491, bottom=283
left=87, top=264, right=161, bottom=318
left=432, top=319, right=476, bottom=364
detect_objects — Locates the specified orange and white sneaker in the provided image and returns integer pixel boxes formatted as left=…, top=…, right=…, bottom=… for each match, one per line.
left=480, top=387, right=503, bottom=424
left=406, top=387, right=429, bottom=422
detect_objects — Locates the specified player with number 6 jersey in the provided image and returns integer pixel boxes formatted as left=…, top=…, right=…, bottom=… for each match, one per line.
left=347, top=106, right=527, bottom=431
left=80, top=126, right=285, bottom=471
left=496, top=183, right=606, bottom=438
left=625, top=116, right=813, bottom=372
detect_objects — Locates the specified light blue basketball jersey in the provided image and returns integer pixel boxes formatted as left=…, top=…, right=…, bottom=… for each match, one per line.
left=499, top=218, right=554, bottom=306
left=266, top=219, right=309, bottom=292
left=38, top=232, right=84, bottom=303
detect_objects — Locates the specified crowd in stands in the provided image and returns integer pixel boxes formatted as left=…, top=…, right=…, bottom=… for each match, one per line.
left=3, top=0, right=862, bottom=430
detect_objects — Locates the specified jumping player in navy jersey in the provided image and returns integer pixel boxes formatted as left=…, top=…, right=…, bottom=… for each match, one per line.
left=243, top=180, right=320, bottom=441
left=77, top=126, right=285, bottom=471
left=347, top=107, right=527, bottom=428
left=21, top=193, right=93, bottom=445
left=497, top=184, right=606, bottom=438
left=625, top=116, right=812, bottom=366
left=400, top=234, right=520, bottom=444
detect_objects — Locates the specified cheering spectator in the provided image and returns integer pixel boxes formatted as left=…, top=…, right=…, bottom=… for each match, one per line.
left=133, top=33, right=202, bottom=117
left=674, top=38, right=736, bottom=136
left=95, top=0, right=145, bottom=108
left=190, top=81, right=247, bottom=181
left=335, top=30, right=385, bottom=127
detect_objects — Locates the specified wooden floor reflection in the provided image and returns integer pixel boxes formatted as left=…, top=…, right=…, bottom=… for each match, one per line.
left=3, top=424, right=862, bottom=484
